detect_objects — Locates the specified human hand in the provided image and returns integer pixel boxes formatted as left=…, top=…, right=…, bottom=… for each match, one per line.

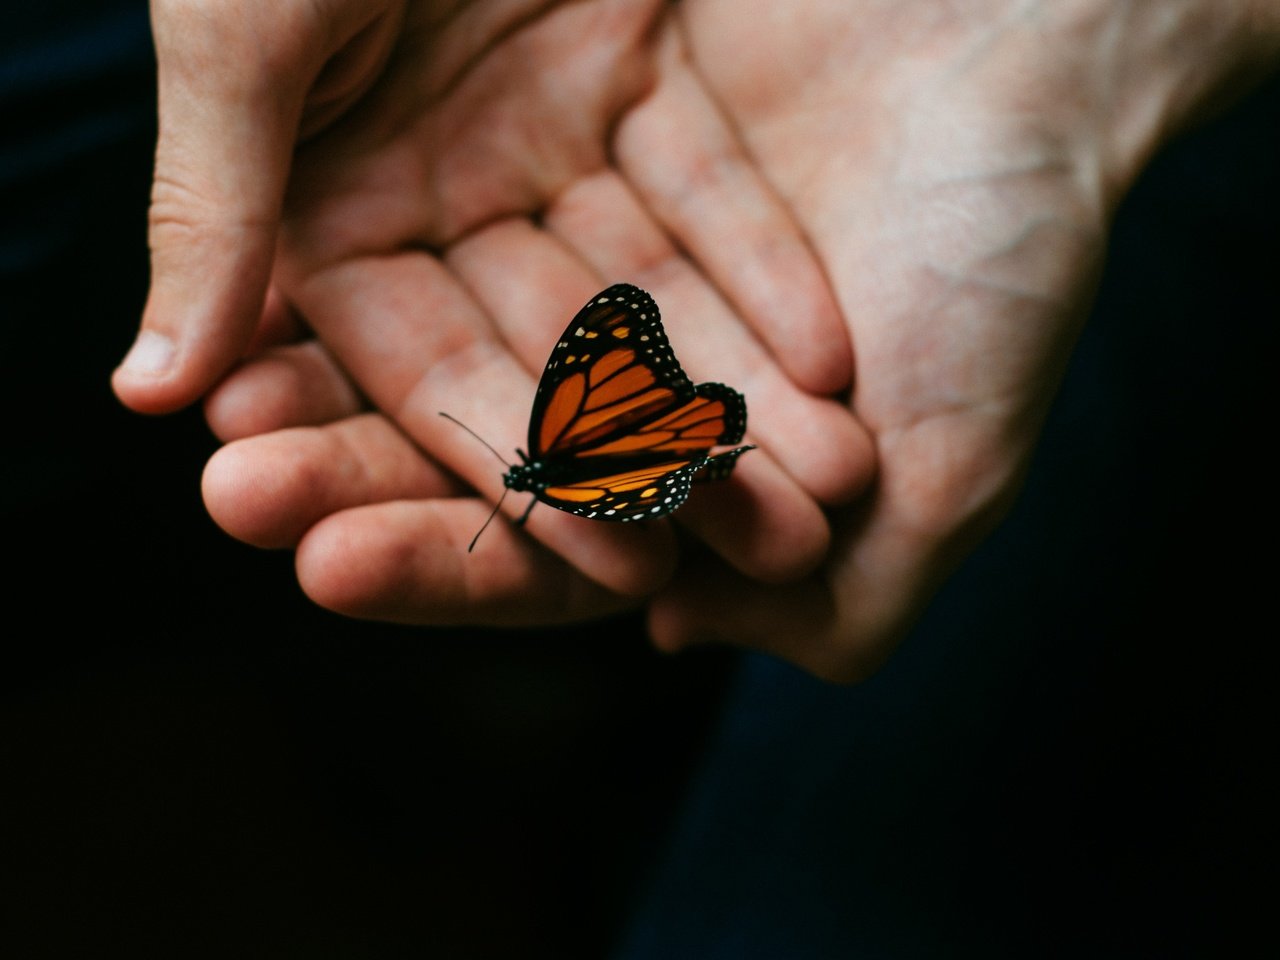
left=150, top=1, right=872, bottom=620
left=112, top=0, right=409, bottom=412
left=644, top=0, right=1280, bottom=678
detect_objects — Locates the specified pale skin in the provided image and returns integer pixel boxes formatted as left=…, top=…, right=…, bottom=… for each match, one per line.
left=115, top=0, right=1280, bottom=680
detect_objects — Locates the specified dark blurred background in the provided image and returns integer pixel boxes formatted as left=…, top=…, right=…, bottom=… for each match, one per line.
left=3, top=4, right=1276, bottom=957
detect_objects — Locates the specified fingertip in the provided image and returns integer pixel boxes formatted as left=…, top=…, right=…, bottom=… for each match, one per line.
left=202, top=436, right=324, bottom=548
left=742, top=259, right=854, bottom=397
left=201, top=443, right=248, bottom=539
left=119, top=148, right=282, bottom=413
left=793, top=305, right=854, bottom=397
left=649, top=566, right=875, bottom=681
left=203, top=342, right=362, bottom=441
left=202, top=440, right=281, bottom=547
left=203, top=371, right=266, bottom=442
left=111, top=328, right=192, bottom=413
left=781, top=400, right=879, bottom=507
left=116, top=329, right=177, bottom=380
left=682, top=461, right=831, bottom=584
left=295, top=508, right=419, bottom=619
left=645, top=599, right=693, bottom=654
left=749, top=495, right=831, bottom=584
left=112, top=310, right=258, bottom=415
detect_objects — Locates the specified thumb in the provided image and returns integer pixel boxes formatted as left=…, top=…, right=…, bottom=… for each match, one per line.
left=647, top=557, right=903, bottom=684
left=113, top=3, right=323, bottom=413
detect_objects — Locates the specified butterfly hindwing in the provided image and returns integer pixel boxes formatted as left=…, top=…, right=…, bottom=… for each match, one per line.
left=694, top=443, right=755, bottom=484
left=535, top=441, right=756, bottom=521
left=536, top=456, right=710, bottom=521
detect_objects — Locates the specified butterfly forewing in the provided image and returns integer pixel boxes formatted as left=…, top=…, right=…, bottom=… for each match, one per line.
left=529, top=285, right=695, bottom=459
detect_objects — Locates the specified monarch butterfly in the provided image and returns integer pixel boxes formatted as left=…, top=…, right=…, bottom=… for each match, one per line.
left=443, top=283, right=755, bottom=551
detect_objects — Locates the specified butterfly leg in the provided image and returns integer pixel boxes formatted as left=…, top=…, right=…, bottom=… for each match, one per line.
left=514, top=497, right=538, bottom=526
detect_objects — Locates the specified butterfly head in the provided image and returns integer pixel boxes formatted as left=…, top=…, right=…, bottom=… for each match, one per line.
left=503, top=460, right=540, bottom=493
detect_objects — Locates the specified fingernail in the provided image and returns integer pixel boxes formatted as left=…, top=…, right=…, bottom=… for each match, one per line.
left=119, top=329, right=176, bottom=377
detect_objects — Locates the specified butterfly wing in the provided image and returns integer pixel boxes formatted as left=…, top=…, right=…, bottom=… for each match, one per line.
left=528, top=284, right=691, bottom=458
left=532, top=443, right=755, bottom=521
left=521, top=284, right=753, bottom=521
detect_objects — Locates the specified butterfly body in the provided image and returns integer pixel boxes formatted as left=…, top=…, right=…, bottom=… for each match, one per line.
left=504, top=284, right=754, bottom=524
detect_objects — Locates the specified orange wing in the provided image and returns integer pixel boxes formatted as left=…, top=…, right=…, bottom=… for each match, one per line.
left=536, top=445, right=755, bottom=522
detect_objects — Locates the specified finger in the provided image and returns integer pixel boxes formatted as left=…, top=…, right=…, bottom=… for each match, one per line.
left=202, top=413, right=459, bottom=548
left=296, top=499, right=636, bottom=626
left=614, top=23, right=853, bottom=396
left=204, top=340, right=365, bottom=441
left=114, top=2, right=396, bottom=413
left=285, top=250, right=681, bottom=597
left=242, top=285, right=308, bottom=356
left=544, top=172, right=875, bottom=507
left=646, top=540, right=902, bottom=686
left=670, top=459, right=828, bottom=585
left=446, top=215, right=830, bottom=583
left=647, top=559, right=858, bottom=676
left=112, top=5, right=311, bottom=412
left=650, top=434, right=1020, bottom=683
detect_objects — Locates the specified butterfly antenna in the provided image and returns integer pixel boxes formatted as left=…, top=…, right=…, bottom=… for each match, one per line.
left=468, top=487, right=510, bottom=553
left=437, top=412, right=517, bottom=551
left=438, top=411, right=510, bottom=467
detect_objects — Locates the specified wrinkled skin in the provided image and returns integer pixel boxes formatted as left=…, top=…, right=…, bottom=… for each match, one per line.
left=116, top=0, right=1280, bottom=679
